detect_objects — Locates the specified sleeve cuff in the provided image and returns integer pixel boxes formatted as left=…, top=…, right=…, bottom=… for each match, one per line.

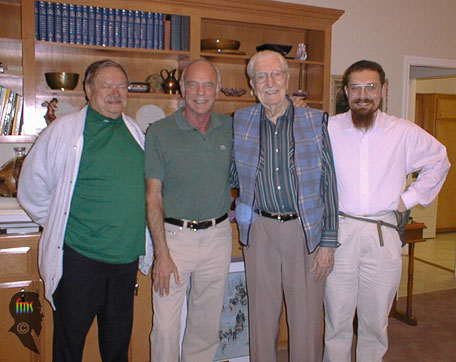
left=320, top=229, right=340, bottom=248
left=401, top=187, right=419, bottom=210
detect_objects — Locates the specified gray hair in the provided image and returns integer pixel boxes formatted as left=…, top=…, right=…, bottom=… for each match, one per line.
left=180, top=58, right=222, bottom=93
left=83, top=59, right=129, bottom=100
left=246, top=50, right=289, bottom=79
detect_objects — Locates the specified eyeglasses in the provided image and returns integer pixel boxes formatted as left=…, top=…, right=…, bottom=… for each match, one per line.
left=347, top=83, right=381, bottom=95
left=252, top=70, right=287, bottom=84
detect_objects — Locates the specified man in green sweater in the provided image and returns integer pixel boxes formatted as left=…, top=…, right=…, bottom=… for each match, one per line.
left=18, top=59, right=151, bottom=361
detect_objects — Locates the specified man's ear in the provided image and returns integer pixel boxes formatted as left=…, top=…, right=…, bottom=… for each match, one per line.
left=381, top=81, right=388, bottom=100
left=249, top=79, right=256, bottom=96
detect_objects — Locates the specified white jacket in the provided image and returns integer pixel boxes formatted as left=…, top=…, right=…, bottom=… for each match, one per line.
left=17, top=106, right=153, bottom=308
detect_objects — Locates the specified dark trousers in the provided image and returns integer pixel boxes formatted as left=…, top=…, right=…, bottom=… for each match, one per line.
left=52, top=245, right=138, bottom=362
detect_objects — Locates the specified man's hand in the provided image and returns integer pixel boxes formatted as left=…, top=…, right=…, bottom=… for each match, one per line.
left=292, top=96, right=308, bottom=108
left=152, top=253, right=180, bottom=296
left=310, top=247, right=334, bottom=282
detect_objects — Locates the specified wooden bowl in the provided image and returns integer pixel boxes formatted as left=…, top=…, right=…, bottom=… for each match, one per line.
left=45, top=72, right=79, bottom=90
left=201, top=38, right=241, bottom=51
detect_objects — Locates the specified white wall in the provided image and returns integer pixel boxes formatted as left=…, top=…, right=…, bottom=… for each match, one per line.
left=276, top=0, right=456, bottom=117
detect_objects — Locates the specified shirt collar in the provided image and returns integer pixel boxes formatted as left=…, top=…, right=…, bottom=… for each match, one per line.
left=175, top=107, right=221, bottom=131
left=87, top=105, right=123, bottom=124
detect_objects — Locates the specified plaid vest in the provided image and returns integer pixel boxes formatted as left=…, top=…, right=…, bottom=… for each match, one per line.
left=233, top=103, right=324, bottom=252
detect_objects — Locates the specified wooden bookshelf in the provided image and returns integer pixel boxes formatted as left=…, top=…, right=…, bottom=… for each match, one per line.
left=0, top=0, right=343, bottom=359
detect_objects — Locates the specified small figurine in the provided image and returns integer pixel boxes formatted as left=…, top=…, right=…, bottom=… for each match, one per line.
left=41, top=97, right=58, bottom=125
left=145, top=73, right=164, bottom=93
left=296, top=43, right=308, bottom=61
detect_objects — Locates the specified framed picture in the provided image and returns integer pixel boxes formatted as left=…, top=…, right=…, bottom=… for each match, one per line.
left=214, top=260, right=250, bottom=362
left=179, top=260, right=250, bottom=362
left=330, top=75, right=388, bottom=116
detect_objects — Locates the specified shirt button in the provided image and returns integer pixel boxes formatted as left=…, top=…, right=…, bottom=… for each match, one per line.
left=275, top=131, right=278, bottom=135
left=275, top=149, right=279, bottom=153
left=277, top=185, right=281, bottom=190
left=275, top=167, right=279, bottom=172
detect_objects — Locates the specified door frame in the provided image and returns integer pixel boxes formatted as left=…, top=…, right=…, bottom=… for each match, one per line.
left=401, top=55, right=456, bottom=119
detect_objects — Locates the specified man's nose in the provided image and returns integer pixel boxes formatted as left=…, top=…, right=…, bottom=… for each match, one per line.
left=266, top=74, right=275, bottom=87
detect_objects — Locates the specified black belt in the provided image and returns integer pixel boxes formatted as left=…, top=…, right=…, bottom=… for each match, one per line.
left=256, top=210, right=298, bottom=222
left=164, top=213, right=228, bottom=231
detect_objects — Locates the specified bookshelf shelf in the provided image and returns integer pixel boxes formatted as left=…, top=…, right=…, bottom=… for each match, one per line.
left=35, top=40, right=190, bottom=60
left=0, top=0, right=344, bottom=359
left=0, top=135, right=36, bottom=143
left=0, top=74, right=23, bottom=79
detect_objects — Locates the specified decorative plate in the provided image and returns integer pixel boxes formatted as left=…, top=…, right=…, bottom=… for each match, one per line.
left=135, top=104, right=166, bottom=133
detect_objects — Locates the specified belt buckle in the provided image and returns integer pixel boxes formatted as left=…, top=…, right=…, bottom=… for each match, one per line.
left=188, top=221, right=199, bottom=231
left=277, top=214, right=284, bottom=222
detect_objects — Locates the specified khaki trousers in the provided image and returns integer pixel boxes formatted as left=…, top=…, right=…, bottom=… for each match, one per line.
left=323, top=213, right=402, bottom=362
left=244, top=215, right=325, bottom=362
left=151, top=219, right=232, bottom=362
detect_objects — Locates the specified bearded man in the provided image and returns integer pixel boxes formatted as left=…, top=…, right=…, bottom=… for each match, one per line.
left=323, top=60, right=450, bottom=362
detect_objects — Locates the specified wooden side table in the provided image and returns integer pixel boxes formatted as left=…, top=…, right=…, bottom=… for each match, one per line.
left=390, top=222, right=426, bottom=326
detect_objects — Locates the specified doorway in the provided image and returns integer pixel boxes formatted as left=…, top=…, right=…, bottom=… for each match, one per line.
left=403, top=56, right=456, bottom=276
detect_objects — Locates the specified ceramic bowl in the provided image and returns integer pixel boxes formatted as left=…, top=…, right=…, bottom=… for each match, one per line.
left=256, top=43, right=293, bottom=56
left=45, top=72, right=79, bottom=90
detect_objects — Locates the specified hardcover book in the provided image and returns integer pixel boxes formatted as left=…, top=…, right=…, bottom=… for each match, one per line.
left=146, top=12, right=154, bottom=49
left=134, top=10, right=141, bottom=48
left=46, top=1, right=55, bottom=42
left=127, top=10, right=134, bottom=48
left=68, top=4, right=76, bottom=44
left=158, top=13, right=164, bottom=50
left=94, top=6, right=103, bottom=46
left=170, top=15, right=182, bottom=51
left=114, top=8, right=122, bottom=47
left=87, top=6, right=95, bottom=45
left=81, top=5, right=89, bottom=45
left=164, top=15, right=171, bottom=50
left=75, top=5, right=83, bottom=44
left=37, top=1, right=47, bottom=41
left=34, top=1, right=39, bottom=39
left=120, top=9, right=128, bottom=48
left=61, top=3, right=69, bottom=43
left=181, top=16, right=190, bottom=51
left=54, top=2, right=62, bottom=42
left=140, top=11, right=147, bottom=49
left=101, top=7, right=109, bottom=46
left=107, top=8, right=115, bottom=47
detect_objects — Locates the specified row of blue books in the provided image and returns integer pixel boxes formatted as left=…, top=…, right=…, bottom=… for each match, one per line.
left=0, top=87, right=23, bottom=136
left=34, top=1, right=190, bottom=50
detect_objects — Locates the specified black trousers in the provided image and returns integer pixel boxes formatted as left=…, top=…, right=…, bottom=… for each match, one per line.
left=52, top=245, right=138, bottom=362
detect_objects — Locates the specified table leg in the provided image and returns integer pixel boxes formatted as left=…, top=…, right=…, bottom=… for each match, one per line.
left=393, top=242, right=418, bottom=326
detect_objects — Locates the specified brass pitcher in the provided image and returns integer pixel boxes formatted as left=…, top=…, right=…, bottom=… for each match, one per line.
left=160, top=68, right=180, bottom=95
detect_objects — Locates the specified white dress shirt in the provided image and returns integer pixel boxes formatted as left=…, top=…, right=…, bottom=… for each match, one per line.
left=328, top=110, right=450, bottom=216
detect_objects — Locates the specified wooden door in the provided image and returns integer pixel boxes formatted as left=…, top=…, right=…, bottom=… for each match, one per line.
left=415, top=93, right=456, bottom=232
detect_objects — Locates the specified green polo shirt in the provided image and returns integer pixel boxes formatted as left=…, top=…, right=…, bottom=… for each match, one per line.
left=64, top=106, right=146, bottom=264
left=145, top=108, right=232, bottom=221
